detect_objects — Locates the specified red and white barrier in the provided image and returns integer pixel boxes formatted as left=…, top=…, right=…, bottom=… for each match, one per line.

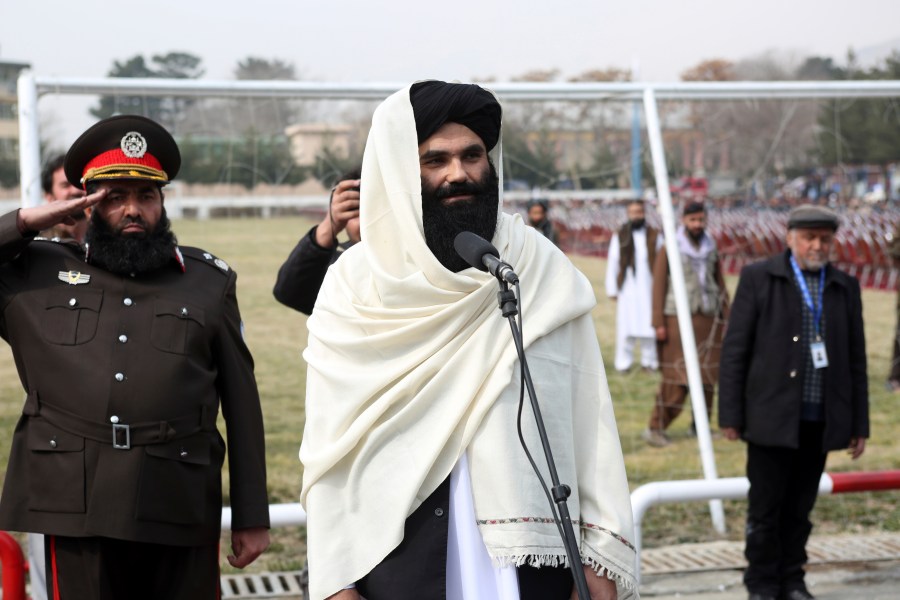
left=630, top=469, right=900, bottom=582
left=0, top=531, right=26, bottom=600
left=7, top=472, right=896, bottom=594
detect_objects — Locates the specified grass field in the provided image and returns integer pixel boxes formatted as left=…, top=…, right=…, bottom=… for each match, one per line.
left=1, top=216, right=898, bottom=573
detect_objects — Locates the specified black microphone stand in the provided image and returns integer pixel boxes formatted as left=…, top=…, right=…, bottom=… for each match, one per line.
left=495, top=281, right=591, bottom=600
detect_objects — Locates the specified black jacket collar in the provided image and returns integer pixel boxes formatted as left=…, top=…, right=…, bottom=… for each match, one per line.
left=766, top=250, right=848, bottom=289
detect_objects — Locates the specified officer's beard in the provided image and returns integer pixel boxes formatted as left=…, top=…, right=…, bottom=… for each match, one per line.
left=85, top=209, right=178, bottom=276
left=421, top=160, right=499, bottom=273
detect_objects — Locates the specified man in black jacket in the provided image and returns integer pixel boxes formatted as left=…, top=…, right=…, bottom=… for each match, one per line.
left=719, top=204, right=868, bottom=600
left=273, top=169, right=360, bottom=314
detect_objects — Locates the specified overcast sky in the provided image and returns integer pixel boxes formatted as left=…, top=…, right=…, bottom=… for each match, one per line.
left=2, top=0, right=899, bottom=143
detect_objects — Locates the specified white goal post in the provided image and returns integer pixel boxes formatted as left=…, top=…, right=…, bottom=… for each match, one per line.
left=17, top=74, right=900, bottom=534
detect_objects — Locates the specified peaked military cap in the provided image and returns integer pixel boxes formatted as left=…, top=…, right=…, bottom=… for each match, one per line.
left=787, top=204, right=840, bottom=231
left=64, top=115, right=181, bottom=189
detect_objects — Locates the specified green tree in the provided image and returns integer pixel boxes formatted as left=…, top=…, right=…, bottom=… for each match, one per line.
left=312, top=145, right=360, bottom=189
left=815, top=51, right=900, bottom=166
left=235, top=57, right=296, bottom=81
left=502, top=125, right=561, bottom=189
left=229, top=57, right=300, bottom=135
left=178, top=133, right=306, bottom=188
left=90, top=52, right=204, bottom=130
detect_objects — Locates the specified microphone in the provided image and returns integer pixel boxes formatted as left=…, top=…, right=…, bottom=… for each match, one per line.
left=454, top=231, right=519, bottom=284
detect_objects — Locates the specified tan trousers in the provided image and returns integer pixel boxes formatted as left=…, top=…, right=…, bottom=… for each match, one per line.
left=649, top=382, right=714, bottom=431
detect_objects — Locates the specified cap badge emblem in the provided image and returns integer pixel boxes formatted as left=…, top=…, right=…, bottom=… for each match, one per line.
left=58, top=271, right=91, bottom=285
left=120, top=131, right=148, bottom=158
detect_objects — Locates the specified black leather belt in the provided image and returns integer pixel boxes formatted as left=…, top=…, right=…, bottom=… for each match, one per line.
left=34, top=398, right=208, bottom=450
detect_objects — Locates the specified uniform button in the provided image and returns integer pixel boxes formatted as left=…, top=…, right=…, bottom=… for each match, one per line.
left=434, top=508, right=445, bottom=517
left=180, top=447, right=188, bottom=458
left=49, top=438, right=58, bottom=448
left=180, top=307, right=189, bottom=317
left=123, top=298, right=133, bottom=306
left=115, top=373, right=125, bottom=382
left=789, top=369, right=798, bottom=378
left=110, top=415, right=119, bottom=424
left=792, top=336, right=799, bottom=342
left=68, top=298, right=77, bottom=307
left=118, top=335, right=128, bottom=343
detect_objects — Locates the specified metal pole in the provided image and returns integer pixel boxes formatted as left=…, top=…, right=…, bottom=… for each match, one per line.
left=631, top=58, right=642, bottom=196
left=17, top=70, right=42, bottom=208
left=642, top=87, right=726, bottom=534
left=631, top=102, right=642, bottom=196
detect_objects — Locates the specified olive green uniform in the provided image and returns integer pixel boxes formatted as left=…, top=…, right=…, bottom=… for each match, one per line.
left=0, top=210, right=269, bottom=546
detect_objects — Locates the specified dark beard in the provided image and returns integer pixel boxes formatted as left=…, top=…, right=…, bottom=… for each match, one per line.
left=85, top=210, right=177, bottom=276
left=630, top=218, right=645, bottom=230
left=688, top=229, right=705, bottom=243
left=422, top=161, right=499, bottom=272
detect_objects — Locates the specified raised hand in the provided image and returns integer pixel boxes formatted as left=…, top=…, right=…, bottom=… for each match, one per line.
left=18, top=188, right=108, bottom=233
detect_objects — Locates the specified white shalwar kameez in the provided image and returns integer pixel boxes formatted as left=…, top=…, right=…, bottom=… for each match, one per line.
left=605, top=228, right=661, bottom=371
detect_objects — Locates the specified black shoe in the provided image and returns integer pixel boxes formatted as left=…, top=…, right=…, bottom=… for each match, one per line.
left=749, top=594, right=777, bottom=600
left=780, top=589, right=815, bottom=600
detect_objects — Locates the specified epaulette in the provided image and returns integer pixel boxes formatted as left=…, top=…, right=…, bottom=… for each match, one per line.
left=178, top=246, right=233, bottom=275
left=34, top=236, right=81, bottom=246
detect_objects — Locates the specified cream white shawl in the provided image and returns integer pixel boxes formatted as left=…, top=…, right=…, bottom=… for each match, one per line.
left=300, top=84, right=637, bottom=599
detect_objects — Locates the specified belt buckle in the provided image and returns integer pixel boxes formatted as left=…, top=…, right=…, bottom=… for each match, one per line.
left=112, top=423, right=131, bottom=450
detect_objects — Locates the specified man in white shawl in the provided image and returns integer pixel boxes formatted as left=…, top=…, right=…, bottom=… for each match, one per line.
left=605, top=200, right=662, bottom=372
left=300, top=81, right=638, bottom=600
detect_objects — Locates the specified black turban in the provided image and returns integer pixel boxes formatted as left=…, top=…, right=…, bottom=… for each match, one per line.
left=410, top=81, right=502, bottom=151
left=683, top=201, right=706, bottom=216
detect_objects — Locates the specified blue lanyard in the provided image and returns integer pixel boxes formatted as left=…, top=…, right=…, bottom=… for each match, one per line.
left=789, top=255, right=825, bottom=339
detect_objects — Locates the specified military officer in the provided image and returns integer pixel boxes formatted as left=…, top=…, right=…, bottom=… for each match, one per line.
left=0, top=115, right=270, bottom=599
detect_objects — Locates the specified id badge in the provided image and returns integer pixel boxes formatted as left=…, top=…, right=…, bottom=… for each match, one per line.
left=810, top=341, right=828, bottom=369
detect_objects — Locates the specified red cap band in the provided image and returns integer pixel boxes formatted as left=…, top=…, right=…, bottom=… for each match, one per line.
left=81, top=148, right=167, bottom=185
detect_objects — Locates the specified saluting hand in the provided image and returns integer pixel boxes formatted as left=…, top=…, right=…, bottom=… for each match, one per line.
left=17, top=188, right=107, bottom=233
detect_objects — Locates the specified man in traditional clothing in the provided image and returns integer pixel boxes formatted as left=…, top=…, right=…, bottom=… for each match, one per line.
left=300, top=81, right=637, bottom=600
left=527, top=199, right=559, bottom=246
left=605, top=200, right=662, bottom=372
left=887, top=220, right=900, bottom=391
left=643, top=201, right=728, bottom=447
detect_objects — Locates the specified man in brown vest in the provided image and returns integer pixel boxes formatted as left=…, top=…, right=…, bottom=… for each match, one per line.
left=644, top=201, right=729, bottom=447
left=605, top=200, right=662, bottom=372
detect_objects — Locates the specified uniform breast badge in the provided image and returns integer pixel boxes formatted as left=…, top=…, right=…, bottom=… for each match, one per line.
left=58, top=271, right=91, bottom=285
